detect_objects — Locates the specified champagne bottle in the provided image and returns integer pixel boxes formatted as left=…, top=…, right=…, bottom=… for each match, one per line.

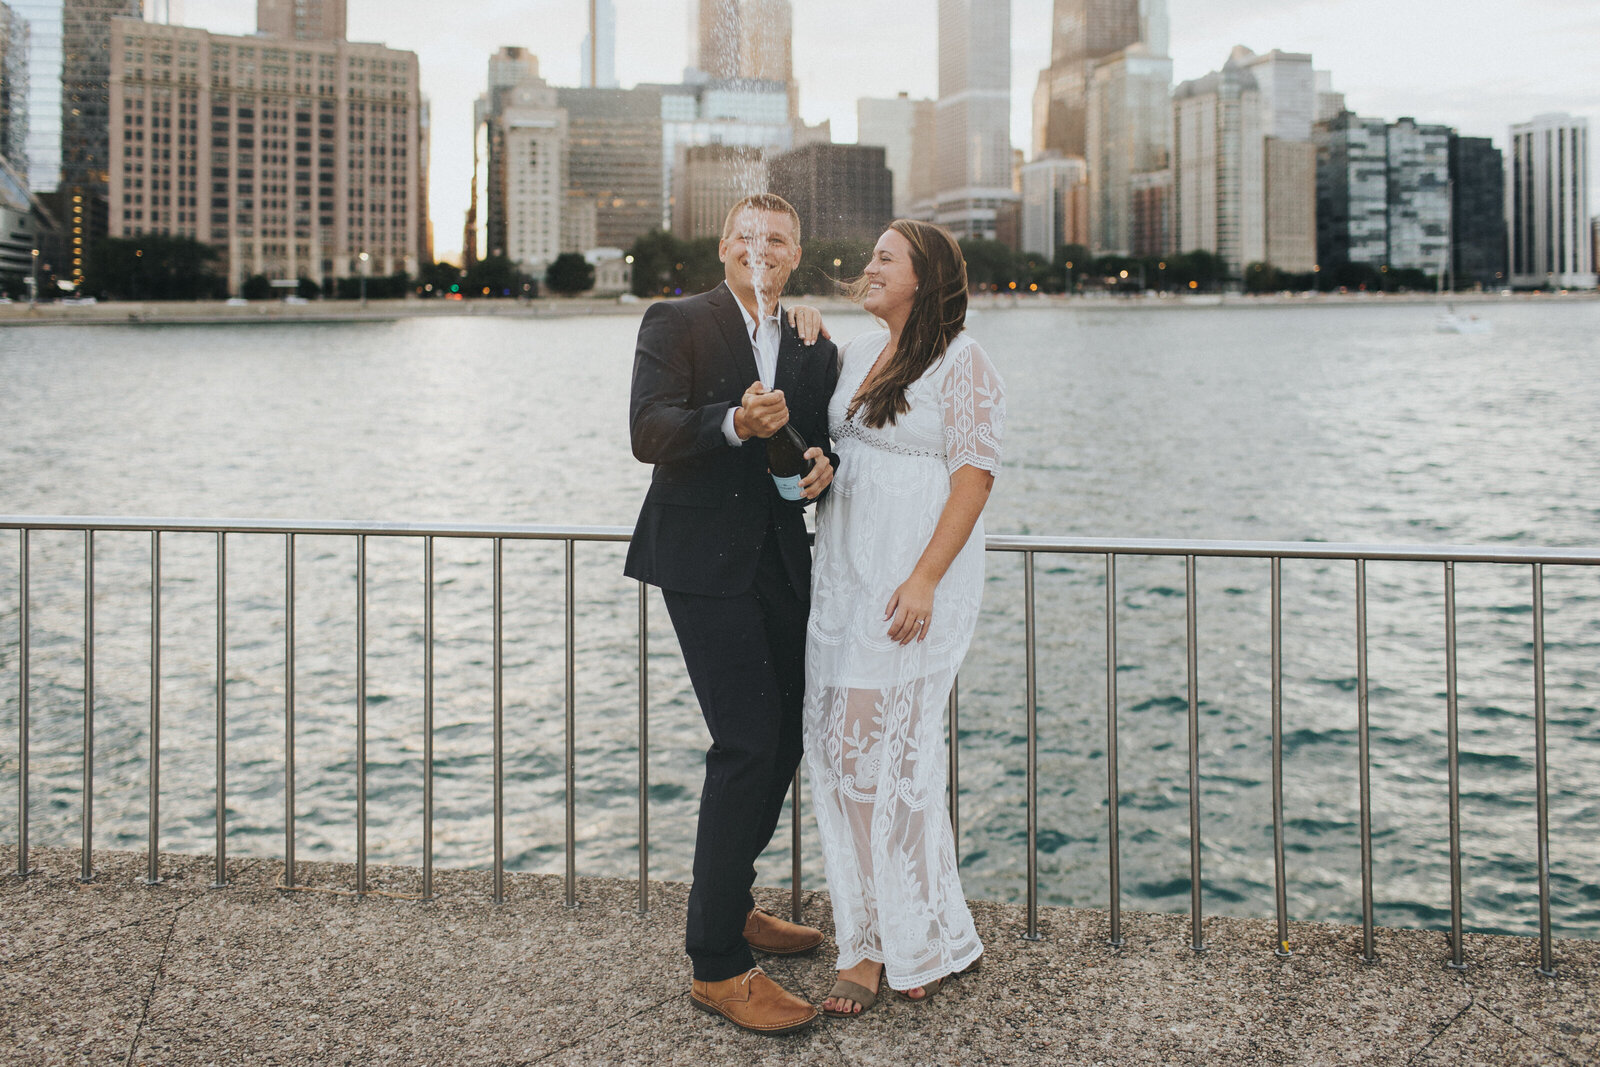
left=766, top=423, right=814, bottom=501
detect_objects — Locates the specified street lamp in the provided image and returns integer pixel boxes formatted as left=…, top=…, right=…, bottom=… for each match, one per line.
left=358, top=251, right=370, bottom=307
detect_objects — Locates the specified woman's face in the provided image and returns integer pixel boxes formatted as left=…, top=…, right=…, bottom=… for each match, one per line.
left=862, top=228, right=919, bottom=320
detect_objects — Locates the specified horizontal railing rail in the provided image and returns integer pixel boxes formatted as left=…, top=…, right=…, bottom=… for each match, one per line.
left=3, top=515, right=1596, bottom=978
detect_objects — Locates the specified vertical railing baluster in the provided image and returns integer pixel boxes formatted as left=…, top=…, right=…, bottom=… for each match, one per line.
left=790, top=768, right=802, bottom=922
left=947, top=678, right=961, bottom=850
left=356, top=534, right=367, bottom=896
left=1023, top=551, right=1041, bottom=941
left=423, top=536, right=435, bottom=902
left=1272, top=557, right=1290, bottom=956
left=1532, top=564, right=1555, bottom=977
left=637, top=581, right=648, bottom=915
left=146, top=531, right=161, bottom=886
left=1105, top=552, right=1123, bottom=947
left=284, top=533, right=296, bottom=889
left=212, top=532, right=228, bottom=889
left=1267, top=559, right=1292, bottom=959
left=1444, top=561, right=1464, bottom=969
left=15, top=529, right=30, bottom=879
left=1355, top=559, right=1375, bottom=963
left=564, top=539, right=577, bottom=909
left=80, top=530, right=95, bottom=883
left=1186, top=554, right=1204, bottom=953
left=492, top=538, right=504, bottom=905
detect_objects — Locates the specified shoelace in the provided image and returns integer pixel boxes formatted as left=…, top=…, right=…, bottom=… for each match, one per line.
left=741, top=967, right=763, bottom=986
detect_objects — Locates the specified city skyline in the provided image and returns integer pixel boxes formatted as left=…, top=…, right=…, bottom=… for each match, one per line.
left=84, top=0, right=1600, bottom=260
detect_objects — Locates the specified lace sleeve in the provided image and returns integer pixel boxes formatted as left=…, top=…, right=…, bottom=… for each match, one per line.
left=940, top=337, right=1005, bottom=476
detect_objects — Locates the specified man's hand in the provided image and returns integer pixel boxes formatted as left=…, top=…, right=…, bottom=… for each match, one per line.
left=799, top=447, right=833, bottom=499
left=732, top=381, right=790, bottom=440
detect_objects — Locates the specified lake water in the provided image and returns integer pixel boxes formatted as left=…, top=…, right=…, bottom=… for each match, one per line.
left=2, top=298, right=1598, bottom=939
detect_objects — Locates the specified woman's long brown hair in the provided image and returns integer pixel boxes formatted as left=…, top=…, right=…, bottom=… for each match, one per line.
left=845, top=219, right=968, bottom=429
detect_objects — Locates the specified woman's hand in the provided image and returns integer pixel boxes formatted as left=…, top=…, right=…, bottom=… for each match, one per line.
left=884, top=574, right=937, bottom=645
left=786, top=305, right=831, bottom=346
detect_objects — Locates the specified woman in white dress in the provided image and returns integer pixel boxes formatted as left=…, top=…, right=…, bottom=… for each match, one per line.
left=801, top=220, right=1006, bottom=1016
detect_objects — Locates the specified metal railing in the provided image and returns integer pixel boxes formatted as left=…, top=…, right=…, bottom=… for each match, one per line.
left=4, top=515, right=1597, bottom=977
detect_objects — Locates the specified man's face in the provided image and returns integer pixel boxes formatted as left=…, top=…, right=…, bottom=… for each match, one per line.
left=719, top=208, right=802, bottom=307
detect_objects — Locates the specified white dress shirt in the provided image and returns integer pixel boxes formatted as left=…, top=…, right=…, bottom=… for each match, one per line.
left=721, top=296, right=783, bottom=446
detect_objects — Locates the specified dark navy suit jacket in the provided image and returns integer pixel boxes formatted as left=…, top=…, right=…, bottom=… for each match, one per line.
left=624, top=282, right=840, bottom=598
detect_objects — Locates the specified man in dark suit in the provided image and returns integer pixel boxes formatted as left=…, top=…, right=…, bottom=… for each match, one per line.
left=625, top=194, right=839, bottom=1035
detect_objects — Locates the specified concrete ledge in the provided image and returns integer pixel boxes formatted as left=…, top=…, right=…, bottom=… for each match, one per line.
left=2, top=847, right=1595, bottom=1065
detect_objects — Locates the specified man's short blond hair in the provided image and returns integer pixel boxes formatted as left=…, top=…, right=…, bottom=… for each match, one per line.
left=721, top=193, right=803, bottom=244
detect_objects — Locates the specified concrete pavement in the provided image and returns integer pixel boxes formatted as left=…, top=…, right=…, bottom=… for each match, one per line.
left=2, top=846, right=1595, bottom=1066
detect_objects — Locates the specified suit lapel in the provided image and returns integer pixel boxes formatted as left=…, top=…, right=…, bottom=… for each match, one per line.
left=773, top=304, right=802, bottom=393
left=707, top=282, right=761, bottom=388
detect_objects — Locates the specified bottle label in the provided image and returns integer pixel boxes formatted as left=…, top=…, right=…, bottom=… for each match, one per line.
left=772, top=473, right=804, bottom=501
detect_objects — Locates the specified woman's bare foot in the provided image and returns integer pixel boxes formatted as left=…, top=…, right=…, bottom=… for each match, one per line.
left=822, top=959, right=883, bottom=1015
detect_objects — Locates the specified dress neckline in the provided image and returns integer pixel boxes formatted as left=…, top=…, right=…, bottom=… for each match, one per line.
left=847, top=332, right=896, bottom=413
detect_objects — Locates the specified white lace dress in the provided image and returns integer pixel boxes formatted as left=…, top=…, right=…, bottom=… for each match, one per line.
left=803, top=328, right=1005, bottom=990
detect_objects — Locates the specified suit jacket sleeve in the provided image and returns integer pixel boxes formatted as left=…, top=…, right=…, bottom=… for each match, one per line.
left=629, top=300, right=737, bottom=465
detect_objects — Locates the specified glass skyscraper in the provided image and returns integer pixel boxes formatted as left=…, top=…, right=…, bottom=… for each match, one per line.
left=11, top=0, right=62, bottom=191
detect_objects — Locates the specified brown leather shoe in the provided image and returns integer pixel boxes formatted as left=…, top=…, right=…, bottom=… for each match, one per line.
left=690, top=967, right=818, bottom=1035
left=743, top=907, right=824, bottom=955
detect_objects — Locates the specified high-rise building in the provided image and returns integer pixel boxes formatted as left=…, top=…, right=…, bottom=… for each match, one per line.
left=1033, top=0, right=1140, bottom=159
left=1239, top=48, right=1316, bottom=273
left=1314, top=111, right=1391, bottom=270
left=11, top=0, right=63, bottom=191
left=857, top=92, right=935, bottom=217
left=500, top=71, right=568, bottom=271
left=1592, top=216, right=1599, bottom=284
left=692, top=0, right=740, bottom=81
left=934, top=0, right=1016, bottom=241
left=1, top=2, right=28, bottom=172
left=1175, top=47, right=1317, bottom=274
left=1084, top=43, right=1170, bottom=254
left=416, top=95, right=431, bottom=266
left=58, top=0, right=140, bottom=285
left=1262, top=137, right=1316, bottom=272
left=654, top=77, right=790, bottom=233
left=1173, top=57, right=1261, bottom=272
left=1315, top=112, right=1454, bottom=277
left=1128, top=168, right=1170, bottom=257
left=469, top=46, right=538, bottom=264
left=1447, top=134, right=1505, bottom=290
left=1019, top=153, right=1087, bottom=258
left=474, top=49, right=571, bottom=270
left=255, top=0, right=345, bottom=42
left=1508, top=113, right=1593, bottom=289
left=1384, top=117, right=1450, bottom=273
left=767, top=142, right=892, bottom=241
left=740, top=0, right=793, bottom=116
left=580, top=0, right=616, bottom=89
left=0, top=152, right=41, bottom=287
left=672, top=143, right=763, bottom=238
left=108, top=11, right=425, bottom=291
left=557, top=85, right=663, bottom=250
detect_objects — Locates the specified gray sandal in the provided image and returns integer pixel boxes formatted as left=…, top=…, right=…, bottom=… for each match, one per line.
left=897, top=956, right=981, bottom=1003
left=821, top=978, right=879, bottom=1018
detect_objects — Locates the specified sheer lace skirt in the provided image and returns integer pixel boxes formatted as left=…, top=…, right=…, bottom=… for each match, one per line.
left=803, top=660, right=983, bottom=989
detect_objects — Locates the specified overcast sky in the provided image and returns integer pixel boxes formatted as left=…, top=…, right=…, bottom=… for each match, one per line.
left=178, top=0, right=1600, bottom=262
